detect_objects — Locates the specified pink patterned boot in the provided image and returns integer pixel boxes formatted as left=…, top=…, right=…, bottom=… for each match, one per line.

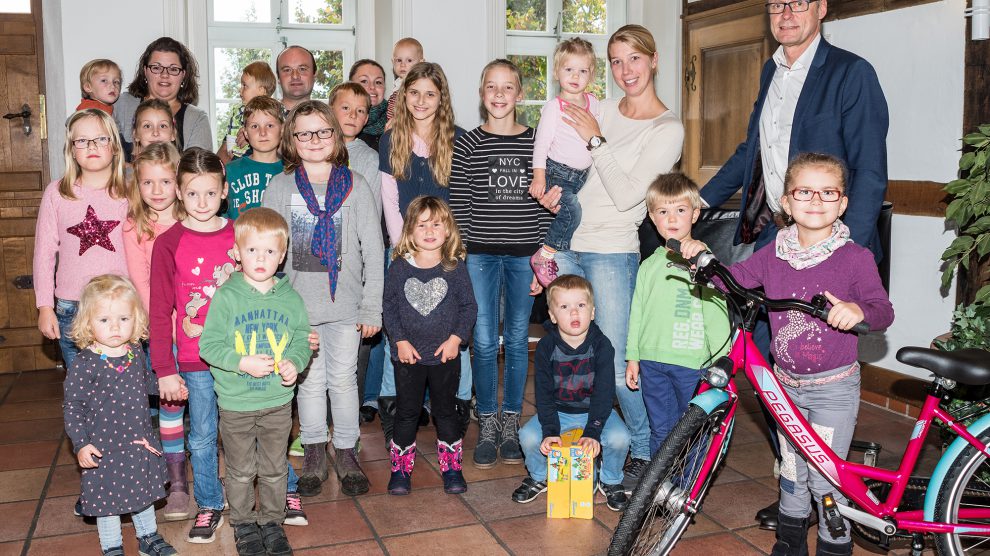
left=387, top=441, right=416, bottom=495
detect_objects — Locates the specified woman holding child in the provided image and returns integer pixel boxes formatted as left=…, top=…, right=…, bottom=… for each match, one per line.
left=535, top=24, right=685, bottom=488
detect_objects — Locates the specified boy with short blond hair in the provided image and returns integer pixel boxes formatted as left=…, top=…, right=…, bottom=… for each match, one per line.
left=625, top=172, right=730, bottom=456
left=200, top=207, right=312, bottom=556
left=77, top=59, right=122, bottom=114
left=225, top=95, right=285, bottom=219
left=512, top=274, right=630, bottom=511
left=386, top=37, right=425, bottom=121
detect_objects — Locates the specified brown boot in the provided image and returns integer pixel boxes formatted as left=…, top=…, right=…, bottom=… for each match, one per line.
left=334, top=444, right=370, bottom=496
left=296, top=442, right=328, bottom=497
left=162, top=457, right=190, bottom=521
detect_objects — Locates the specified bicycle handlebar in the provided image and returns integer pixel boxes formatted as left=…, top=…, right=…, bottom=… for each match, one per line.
left=665, top=239, right=871, bottom=335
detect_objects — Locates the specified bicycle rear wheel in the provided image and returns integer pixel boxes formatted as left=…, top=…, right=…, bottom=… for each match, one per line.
left=934, top=429, right=990, bottom=555
left=608, top=401, right=732, bottom=556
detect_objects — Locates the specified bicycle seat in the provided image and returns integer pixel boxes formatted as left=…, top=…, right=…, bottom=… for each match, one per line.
left=896, top=347, right=990, bottom=385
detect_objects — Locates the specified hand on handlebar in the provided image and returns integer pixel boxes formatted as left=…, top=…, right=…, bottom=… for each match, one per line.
left=675, top=239, right=710, bottom=263
left=824, top=291, right=867, bottom=332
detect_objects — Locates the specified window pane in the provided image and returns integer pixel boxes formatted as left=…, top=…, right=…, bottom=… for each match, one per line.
left=290, top=0, right=342, bottom=24
left=214, top=101, right=237, bottom=148
left=213, top=0, right=270, bottom=22
left=213, top=47, right=273, bottom=100
left=506, top=0, right=546, bottom=32
left=509, top=55, right=547, bottom=103
left=0, top=0, right=30, bottom=13
left=516, top=104, right=543, bottom=128
left=562, top=0, right=607, bottom=34
left=312, top=50, right=344, bottom=100
left=588, top=59, right=607, bottom=99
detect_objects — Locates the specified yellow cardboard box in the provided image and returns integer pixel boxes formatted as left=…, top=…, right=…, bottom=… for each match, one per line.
left=569, top=443, right=595, bottom=519
left=546, top=429, right=594, bottom=519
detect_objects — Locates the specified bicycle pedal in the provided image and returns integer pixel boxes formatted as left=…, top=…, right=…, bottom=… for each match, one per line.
left=821, top=493, right=847, bottom=537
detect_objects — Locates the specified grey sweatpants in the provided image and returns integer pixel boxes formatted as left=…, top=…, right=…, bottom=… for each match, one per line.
left=777, top=367, right=860, bottom=544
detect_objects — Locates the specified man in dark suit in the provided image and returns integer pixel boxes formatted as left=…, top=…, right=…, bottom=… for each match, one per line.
left=698, top=0, right=888, bottom=544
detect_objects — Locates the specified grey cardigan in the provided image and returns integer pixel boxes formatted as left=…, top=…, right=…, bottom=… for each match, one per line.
left=113, top=92, right=213, bottom=152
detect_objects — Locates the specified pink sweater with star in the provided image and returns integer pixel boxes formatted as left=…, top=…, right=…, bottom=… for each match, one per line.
left=33, top=179, right=129, bottom=307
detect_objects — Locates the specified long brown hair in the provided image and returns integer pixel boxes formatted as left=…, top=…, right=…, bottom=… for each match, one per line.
left=126, top=37, right=200, bottom=105
left=60, top=109, right=126, bottom=201
left=388, top=62, right=456, bottom=186
left=280, top=100, right=348, bottom=173
left=392, top=196, right=465, bottom=271
left=127, top=142, right=184, bottom=242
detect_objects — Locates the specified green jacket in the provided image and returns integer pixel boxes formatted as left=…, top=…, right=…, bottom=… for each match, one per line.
left=626, top=248, right=731, bottom=368
left=201, top=272, right=312, bottom=412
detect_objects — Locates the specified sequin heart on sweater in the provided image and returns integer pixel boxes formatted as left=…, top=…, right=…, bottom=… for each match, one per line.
left=403, top=277, right=447, bottom=316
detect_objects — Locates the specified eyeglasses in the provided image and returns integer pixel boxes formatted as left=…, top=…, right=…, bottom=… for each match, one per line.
left=146, top=64, right=184, bottom=76
left=765, top=0, right=818, bottom=14
left=292, top=128, right=334, bottom=142
left=72, top=136, right=112, bottom=150
left=788, top=188, right=843, bottom=202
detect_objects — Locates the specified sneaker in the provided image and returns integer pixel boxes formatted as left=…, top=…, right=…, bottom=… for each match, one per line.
left=74, top=497, right=83, bottom=516
left=359, top=404, right=378, bottom=423
left=284, top=493, right=308, bottom=526
left=621, top=458, right=650, bottom=495
left=599, top=482, right=629, bottom=512
left=288, top=436, right=304, bottom=457
left=511, top=477, right=548, bottom=503
left=530, top=249, right=559, bottom=288
left=102, top=547, right=124, bottom=556
left=137, top=532, right=177, bottom=556
left=473, top=412, right=500, bottom=469
left=233, top=523, right=266, bottom=556
left=187, top=508, right=224, bottom=544
left=260, top=522, right=293, bottom=556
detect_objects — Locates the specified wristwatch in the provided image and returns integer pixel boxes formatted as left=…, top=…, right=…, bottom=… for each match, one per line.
left=587, top=135, right=606, bottom=151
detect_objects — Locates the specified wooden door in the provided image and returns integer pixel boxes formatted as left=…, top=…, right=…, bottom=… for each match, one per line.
left=683, top=1, right=773, bottom=190
left=0, top=0, right=54, bottom=373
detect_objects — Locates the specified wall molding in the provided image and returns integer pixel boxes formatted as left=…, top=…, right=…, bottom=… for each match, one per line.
left=487, top=0, right=507, bottom=60
left=392, top=0, right=413, bottom=42
left=886, top=180, right=949, bottom=217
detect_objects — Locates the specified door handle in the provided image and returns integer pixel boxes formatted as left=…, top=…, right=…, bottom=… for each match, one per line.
left=3, top=104, right=32, bottom=136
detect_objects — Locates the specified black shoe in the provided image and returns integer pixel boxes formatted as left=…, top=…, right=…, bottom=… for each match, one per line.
left=621, top=458, right=650, bottom=494
left=74, top=497, right=83, bottom=516
left=511, top=477, right=548, bottom=503
left=758, top=501, right=780, bottom=530
left=359, top=404, right=378, bottom=424
left=770, top=513, right=810, bottom=556
left=442, top=469, right=467, bottom=494
left=137, top=532, right=177, bottom=556
left=599, top=482, right=629, bottom=512
left=815, top=538, right=853, bottom=556
left=260, top=522, right=293, bottom=556
left=233, top=523, right=266, bottom=556
left=102, top=547, right=124, bottom=556
left=473, top=412, right=499, bottom=469
left=498, top=411, right=523, bottom=464
left=187, top=508, right=224, bottom=544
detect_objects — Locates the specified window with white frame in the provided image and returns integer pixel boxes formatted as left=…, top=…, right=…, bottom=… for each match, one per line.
left=208, top=0, right=356, bottom=144
left=505, top=0, right=624, bottom=127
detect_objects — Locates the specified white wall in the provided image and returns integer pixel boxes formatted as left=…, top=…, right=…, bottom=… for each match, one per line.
left=824, top=0, right=965, bottom=378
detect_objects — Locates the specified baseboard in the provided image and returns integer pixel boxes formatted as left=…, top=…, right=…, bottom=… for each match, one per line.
left=860, top=362, right=928, bottom=418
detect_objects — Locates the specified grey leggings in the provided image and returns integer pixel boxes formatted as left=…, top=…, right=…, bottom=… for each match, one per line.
left=777, top=368, right=860, bottom=544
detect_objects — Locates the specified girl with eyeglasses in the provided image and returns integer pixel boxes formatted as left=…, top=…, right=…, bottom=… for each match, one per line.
left=34, top=108, right=130, bottom=369
left=114, top=37, right=213, bottom=160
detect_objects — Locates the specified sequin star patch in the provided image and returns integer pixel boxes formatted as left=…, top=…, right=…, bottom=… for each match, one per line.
left=67, top=205, right=120, bottom=255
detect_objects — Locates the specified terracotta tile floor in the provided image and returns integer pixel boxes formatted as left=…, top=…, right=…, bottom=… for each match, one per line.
left=0, top=364, right=943, bottom=555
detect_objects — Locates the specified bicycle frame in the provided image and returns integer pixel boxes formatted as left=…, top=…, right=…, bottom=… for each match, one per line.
left=691, top=327, right=990, bottom=536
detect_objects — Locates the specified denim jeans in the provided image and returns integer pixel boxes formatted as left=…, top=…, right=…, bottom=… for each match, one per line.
left=639, top=361, right=702, bottom=456
left=178, top=370, right=224, bottom=510
left=298, top=321, right=361, bottom=449
left=54, top=298, right=80, bottom=368
left=518, top=410, right=630, bottom=485
left=543, top=158, right=590, bottom=252
left=467, top=253, right=534, bottom=414
left=363, top=333, right=385, bottom=405
left=554, top=250, right=650, bottom=460
left=96, top=504, right=157, bottom=550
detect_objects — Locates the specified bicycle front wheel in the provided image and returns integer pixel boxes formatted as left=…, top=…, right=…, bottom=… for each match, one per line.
left=934, top=429, right=990, bottom=555
left=608, top=401, right=732, bottom=556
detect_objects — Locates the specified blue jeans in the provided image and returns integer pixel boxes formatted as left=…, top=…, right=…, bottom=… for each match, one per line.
left=554, top=251, right=649, bottom=460
left=54, top=298, right=80, bottom=368
left=467, top=254, right=534, bottom=414
left=96, top=504, right=157, bottom=551
left=543, top=158, right=590, bottom=252
left=639, top=361, right=702, bottom=456
left=363, top=333, right=385, bottom=404
left=518, top=410, right=630, bottom=485
left=179, top=370, right=224, bottom=510
left=287, top=461, right=298, bottom=493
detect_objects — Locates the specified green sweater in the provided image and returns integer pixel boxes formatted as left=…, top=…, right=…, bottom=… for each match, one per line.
left=201, top=272, right=312, bottom=412
left=626, top=248, right=731, bottom=368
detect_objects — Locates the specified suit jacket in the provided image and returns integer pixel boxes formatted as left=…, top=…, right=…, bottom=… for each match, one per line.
left=700, top=38, right=889, bottom=259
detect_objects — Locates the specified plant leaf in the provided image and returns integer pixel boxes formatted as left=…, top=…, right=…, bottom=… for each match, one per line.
left=946, top=178, right=971, bottom=195
left=941, top=260, right=958, bottom=288
left=960, top=152, right=977, bottom=171
left=976, top=285, right=990, bottom=305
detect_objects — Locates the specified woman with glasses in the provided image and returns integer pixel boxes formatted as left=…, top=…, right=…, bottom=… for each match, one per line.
left=114, top=37, right=213, bottom=160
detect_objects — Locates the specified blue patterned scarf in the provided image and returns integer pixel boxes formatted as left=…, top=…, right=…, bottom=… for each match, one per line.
left=294, top=164, right=353, bottom=300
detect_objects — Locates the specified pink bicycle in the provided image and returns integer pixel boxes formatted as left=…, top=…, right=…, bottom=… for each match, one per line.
left=608, top=240, right=990, bottom=556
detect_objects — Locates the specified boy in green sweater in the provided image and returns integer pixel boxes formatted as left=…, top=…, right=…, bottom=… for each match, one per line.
left=200, top=207, right=312, bottom=556
left=625, top=173, right=730, bottom=456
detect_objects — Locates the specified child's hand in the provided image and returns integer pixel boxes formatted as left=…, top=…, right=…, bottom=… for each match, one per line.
left=577, top=437, right=601, bottom=459
left=677, top=239, right=709, bottom=261
left=357, top=323, right=381, bottom=339
left=395, top=341, right=421, bottom=365
left=240, top=354, right=275, bottom=377
left=158, top=375, right=187, bottom=402
left=77, top=444, right=102, bottom=468
left=278, top=359, right=299, bottom=386
left=625, top=361, right=640, bottom=391
left=537, top=185, right=563, bottom=215
left=308, top=330, right=320, bottom=351
left=823, top=291, right=866, bottom=331
left=529, top=276, right=544, bottom=297
left=235, top=127, right=249, bottom=148
left=38, top=306, right=59, bottom=340
left=540, top=436, right=563, bottom=456
left=529, top=173, right=547, bottom=200
left=434, top=335, right=461, bottom=363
